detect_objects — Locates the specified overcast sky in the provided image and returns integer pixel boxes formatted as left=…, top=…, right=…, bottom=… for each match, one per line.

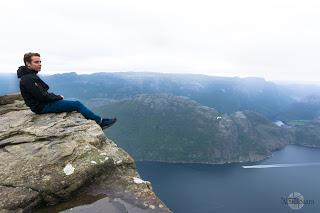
left=1, top=0, right=320, bottom=83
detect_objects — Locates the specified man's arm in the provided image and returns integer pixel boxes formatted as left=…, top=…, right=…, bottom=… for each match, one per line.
left=21, top=77, right=63, bottom=103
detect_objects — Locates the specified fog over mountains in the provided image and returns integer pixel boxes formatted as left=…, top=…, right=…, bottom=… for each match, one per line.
left=2, top=72, right=320, bottom=121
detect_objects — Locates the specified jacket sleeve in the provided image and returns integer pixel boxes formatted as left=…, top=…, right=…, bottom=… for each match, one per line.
left=21, top=76, right=63, bottom=103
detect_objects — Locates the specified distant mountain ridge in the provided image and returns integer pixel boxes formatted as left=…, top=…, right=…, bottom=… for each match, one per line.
left=4, top=71, right=319, bottom=120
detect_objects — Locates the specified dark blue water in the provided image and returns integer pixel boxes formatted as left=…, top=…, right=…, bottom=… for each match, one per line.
left=135, top=145, right=320, bottom=213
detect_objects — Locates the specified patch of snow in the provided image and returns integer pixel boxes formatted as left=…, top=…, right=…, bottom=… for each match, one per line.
left=90, top=160, right=97, bottom=164
left=63, top=163, right=75, bottom=176
left=105, top=157, right=109, bottom=161
left=99, top=152, right=107, bottom=156
left=216, top=116, right=222, bottom=120
left=274, top=120, right=285, bottom=127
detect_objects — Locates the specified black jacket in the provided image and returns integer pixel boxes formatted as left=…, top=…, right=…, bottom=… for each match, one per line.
left=17, top=65, right=62, bottom=114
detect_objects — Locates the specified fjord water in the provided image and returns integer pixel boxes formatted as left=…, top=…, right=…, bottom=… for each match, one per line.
left=135, top=145, right=320, bottom=213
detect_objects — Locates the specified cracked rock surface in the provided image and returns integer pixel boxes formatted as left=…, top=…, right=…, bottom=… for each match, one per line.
left=0, top=93, right=172, bottom=213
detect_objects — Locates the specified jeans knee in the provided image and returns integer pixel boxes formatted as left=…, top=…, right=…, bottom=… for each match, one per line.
left=73, top=100, right=83, bottom=110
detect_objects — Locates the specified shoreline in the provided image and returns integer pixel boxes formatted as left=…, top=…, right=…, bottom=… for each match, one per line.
left=134, top=143, right=320, bottom=166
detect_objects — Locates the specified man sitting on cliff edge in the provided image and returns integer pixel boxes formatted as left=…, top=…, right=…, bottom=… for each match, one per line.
left=17, top=52, right=117, bottom=129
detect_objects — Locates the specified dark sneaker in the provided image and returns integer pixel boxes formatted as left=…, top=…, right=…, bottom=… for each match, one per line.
left=99, top=117, right=117, bottom=129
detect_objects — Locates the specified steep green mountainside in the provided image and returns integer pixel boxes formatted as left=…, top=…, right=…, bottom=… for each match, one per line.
left=94, top=93, right=296, bottom=164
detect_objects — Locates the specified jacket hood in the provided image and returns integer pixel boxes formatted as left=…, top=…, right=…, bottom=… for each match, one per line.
left=17, top=65, right=38, bottom=78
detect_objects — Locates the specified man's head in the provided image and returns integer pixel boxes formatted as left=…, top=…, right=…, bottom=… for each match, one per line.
left=23, top=52, right=41, bottom=72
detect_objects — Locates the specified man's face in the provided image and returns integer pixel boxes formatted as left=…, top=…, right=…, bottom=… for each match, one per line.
left=26, top=56, right=42, bottom=72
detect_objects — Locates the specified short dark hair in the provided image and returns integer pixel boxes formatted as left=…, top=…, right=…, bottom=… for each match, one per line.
left=23, top=52, right=40, bottom=66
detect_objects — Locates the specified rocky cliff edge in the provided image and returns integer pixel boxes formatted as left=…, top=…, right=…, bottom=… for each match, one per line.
left=0, top=93, right=171, bottom=213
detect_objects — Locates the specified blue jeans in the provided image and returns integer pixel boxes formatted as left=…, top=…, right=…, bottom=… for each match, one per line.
left=40, top=99, right=102, bottom=124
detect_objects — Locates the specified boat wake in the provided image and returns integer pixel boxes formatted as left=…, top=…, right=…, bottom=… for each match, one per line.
left=242, top=162, right=320, bottom=169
